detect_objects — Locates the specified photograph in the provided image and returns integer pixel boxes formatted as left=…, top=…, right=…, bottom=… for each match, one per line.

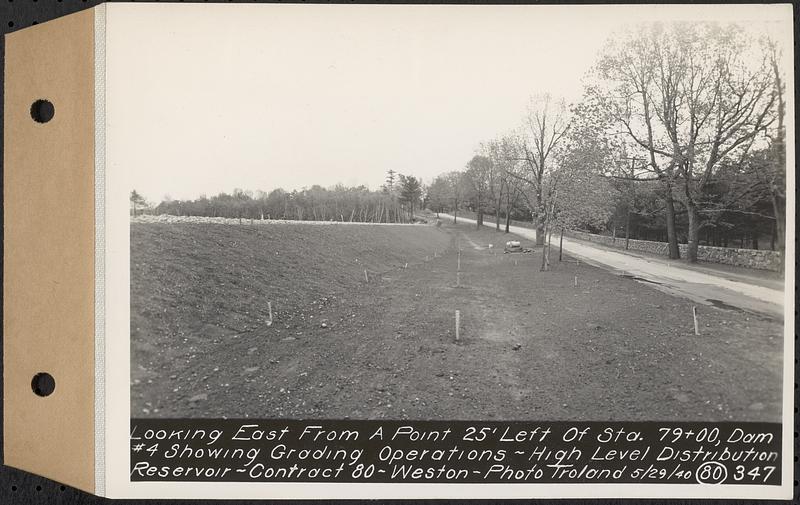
left=126, top=4, right=790, bottom=425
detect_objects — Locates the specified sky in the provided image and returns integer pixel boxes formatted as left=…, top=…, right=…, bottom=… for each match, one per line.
left=105, top=3, right=793, bottom=203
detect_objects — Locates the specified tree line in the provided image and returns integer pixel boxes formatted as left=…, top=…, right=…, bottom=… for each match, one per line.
left=132, top=171, right=424, bottom=224
left=425, top=22, right=786, bottom=269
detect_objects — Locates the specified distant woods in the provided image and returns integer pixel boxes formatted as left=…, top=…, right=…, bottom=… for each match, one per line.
left=133, top=171, right=425, bottom=224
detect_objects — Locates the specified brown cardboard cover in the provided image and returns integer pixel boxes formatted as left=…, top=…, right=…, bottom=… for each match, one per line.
left=4, top=8, right=96, bottom=493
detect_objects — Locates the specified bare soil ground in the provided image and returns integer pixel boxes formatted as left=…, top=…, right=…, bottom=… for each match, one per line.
left=131, top=219, right=783, bottom=421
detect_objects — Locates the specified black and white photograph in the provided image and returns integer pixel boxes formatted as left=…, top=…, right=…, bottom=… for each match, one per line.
left=126, top=4, right=791, bottom=428
left=2, top=1, right=794, bottom=500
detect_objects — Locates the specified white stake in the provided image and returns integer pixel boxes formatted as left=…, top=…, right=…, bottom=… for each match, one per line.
left=574, top=275, right=578, bottom=287
left=455, top=310, right=460, bottom=341
left=456, top=271, right=461, bottom=287
left=266, top=301, right=273, bottom=327
left=364, top=269, right=369, bottom=283
left=404, top=263, right=408, bottom=269
left=515, top=260, right=518, bottom=266
left=457, top=251, right=461, bottom=271
left=692, top=306, right=700, bottom=335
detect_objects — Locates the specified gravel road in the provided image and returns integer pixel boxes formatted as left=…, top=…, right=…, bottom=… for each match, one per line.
left=441, top=214, right=785, bottom=319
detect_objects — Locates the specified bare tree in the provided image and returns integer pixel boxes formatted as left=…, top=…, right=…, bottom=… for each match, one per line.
left=510, top=94, right=571, bottom=245
left=592, top=27, right=682, bottom=259
left=465, top=155, right=493, bottom=229
left=483, top=136, right=520, bottom=231
left=594, top=23, right=779, bottom=263
left=654, top=24, right=776, bottom=262
left=445, top=171, right=467, bottom=224
left=743, top=38, right=787, bottom=269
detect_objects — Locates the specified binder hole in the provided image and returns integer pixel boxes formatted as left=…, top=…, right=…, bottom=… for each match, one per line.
left=35, top=485, right=42, bottom=492
left=30, top=99, right=54, bottom=123
left=31, top=372, right=55, bottom=397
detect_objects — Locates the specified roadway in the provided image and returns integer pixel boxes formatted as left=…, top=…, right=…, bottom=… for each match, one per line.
left=439, top=214, right=785, bottom=319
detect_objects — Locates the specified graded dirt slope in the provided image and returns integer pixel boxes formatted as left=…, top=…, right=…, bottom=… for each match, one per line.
left=131, top=220, right=783, bottom=422
left=131, top=221, right=452, bottom=412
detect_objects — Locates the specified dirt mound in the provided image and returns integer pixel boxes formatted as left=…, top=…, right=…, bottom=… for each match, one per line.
left=131, top=221, right=452, bottom=414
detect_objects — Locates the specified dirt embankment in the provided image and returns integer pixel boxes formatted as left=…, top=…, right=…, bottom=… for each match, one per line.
left=131, top=222, right=452, bottom=415
left=131, top=221, right=783, bottom=422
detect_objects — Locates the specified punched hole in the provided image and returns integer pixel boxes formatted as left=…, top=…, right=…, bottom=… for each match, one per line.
left=31, top=372, right=55, bottom=397
left=30, top=99, right=54, bottom=123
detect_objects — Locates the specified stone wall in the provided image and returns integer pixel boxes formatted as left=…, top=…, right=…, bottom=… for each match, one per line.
left=566, top=230, right=782, bottom=271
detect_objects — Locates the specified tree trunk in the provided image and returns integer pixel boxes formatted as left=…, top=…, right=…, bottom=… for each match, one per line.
left=770, top=50, right=786, bottom=271
left=664, top=184, right=680, bottom=259
left=534, top=187, right=545, bottom=246
left=505, top=191, right=511, bottom=233
left=476, top=193, right=482, bottom=229
left=770, top=221, right=776, bottom=251
left=771, top=193, right=785, bottom=258
left=624, top=207, right=631, bottom=250
left=539, top=224, right=549, bottom=271
left=685, top=202, right=700, bottom=263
